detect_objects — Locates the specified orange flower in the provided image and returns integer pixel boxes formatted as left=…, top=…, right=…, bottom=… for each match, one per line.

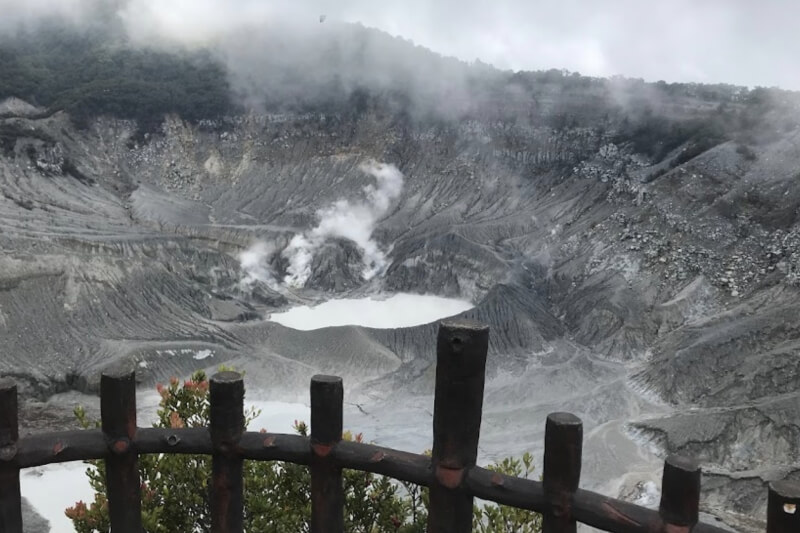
left=65, top=501, right=88, bottom=519
left=169, top=411, right=185, bottom=428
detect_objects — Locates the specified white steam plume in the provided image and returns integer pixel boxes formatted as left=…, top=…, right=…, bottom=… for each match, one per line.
left=283, top=161, right=404, bottom=287
left=238, top=241, right=277, bottom=289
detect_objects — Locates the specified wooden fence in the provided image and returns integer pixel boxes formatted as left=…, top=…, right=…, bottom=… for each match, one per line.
left=0, top=319, right=798, bottom=532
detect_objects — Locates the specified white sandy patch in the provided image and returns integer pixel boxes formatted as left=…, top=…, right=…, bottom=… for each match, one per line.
left=193, top=349, right=214, bottom=360
left=22, top=463, right=95, bottom=533
left=248, top=401, right=310, bottom=433
left=269, top=293, right=472, bottom=330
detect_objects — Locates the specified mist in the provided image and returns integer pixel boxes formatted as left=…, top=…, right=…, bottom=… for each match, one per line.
left=3, top=0, right=800, bottom=91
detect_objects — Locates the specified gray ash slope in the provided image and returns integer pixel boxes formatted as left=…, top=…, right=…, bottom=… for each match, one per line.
left=2, top=56, right=800, bottom=528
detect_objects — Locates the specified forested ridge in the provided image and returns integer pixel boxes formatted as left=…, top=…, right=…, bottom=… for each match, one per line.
left=0, top=21, right=233, bottom=131
left=2, top=17, right=798, bottom=154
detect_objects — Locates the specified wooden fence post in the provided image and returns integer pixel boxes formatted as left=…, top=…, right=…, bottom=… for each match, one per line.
left=0, top=378, right=22, bottom=533
left=767, top=480, right=800, bottom=533
left=101, top=371, right=142, bottom=533
left=658, top=455, right=700, bottom=532
left=543, top=412, right=582, bottom=533
left=427, top=319, right=490, bottom=533
left=210, top=371, right=245, bottom=533
left=310, top=375, right=344, bottom=533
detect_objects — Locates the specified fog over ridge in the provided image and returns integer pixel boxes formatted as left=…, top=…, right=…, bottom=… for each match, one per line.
left=1, top=0, right=799, bottom=90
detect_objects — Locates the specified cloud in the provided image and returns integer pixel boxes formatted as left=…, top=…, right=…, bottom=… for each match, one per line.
left=0, top=0, right=95, bottom=31
left=326, top=0, right=800, bottom=90
left=118, top=0, right=278, bottom=46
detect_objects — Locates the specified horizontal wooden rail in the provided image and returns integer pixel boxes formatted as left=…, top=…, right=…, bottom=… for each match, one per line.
left=0, top=320, right=787, bottom=532
left=16, top=429, right=107, bottom=467
left=8, top=427, right=733, bottom=533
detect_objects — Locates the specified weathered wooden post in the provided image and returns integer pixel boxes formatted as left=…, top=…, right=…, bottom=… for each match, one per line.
left=543, top=412, right=583, bottom=533
left=658, top=455, right=700, bottom=532
left=101, top=370, right=142, bottom=533
left=427, top=319, right=489, bottom=533
left=310, top=375, right=344, bottom=533
left=210, top=371, right=245, bottom=533
left=0, top=378, right=22, bottom=533
left=767, top=480, right=800, bottom=533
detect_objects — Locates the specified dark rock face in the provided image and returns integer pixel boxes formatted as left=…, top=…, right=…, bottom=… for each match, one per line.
left=22, top=498, right=49, bottom=533
left=303, top=239, right=366, bottom=292
left=1, top=82, right=800, bottom=531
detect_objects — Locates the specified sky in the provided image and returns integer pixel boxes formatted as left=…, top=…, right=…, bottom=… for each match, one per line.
left=2, top=0, right=799, bottom=90
left=311, top=0, right=800, bottom=90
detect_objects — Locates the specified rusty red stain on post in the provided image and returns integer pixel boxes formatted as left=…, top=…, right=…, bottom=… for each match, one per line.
left=312, top=442, right=333, bottom=457
left=491, top=472, right=504, bottom=487
left=601, top=502, right=642, bottom=527
left=52, top=441, right=64, bottom=455
left=370, top=451, right=385, bottom=462
left=435, top=466, right=465, bottom=489
left=427, top=319, right=489, bottom=533
left=213, top=469, right=231, bottom=525
left=663, top=525, right=691, bottom=533
left=262, top=435, right=276, bottom=447
left=111, top=438, right=130, bottom=454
